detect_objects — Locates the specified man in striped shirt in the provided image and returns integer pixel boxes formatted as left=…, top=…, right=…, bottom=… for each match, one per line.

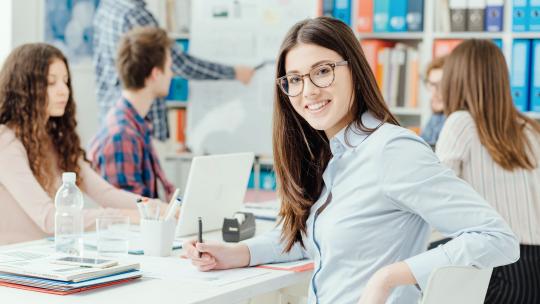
left=93, top=0, right=254, bottom=141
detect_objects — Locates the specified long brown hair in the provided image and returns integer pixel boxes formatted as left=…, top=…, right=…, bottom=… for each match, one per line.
left=274, top=17, right=399, bottom=252
left=441, top=39, right=540, bottom=170
left=0, top=43, right=86, bottom=194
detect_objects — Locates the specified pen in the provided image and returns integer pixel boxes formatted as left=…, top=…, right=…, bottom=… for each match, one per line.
left=164, top=197, right=183, bottom=221
left=164, top=188, right=180, bottom=219
left=136, top=198, right=149, bottom=219
left=198, top=217, right=203, bottom=258
left=254, top=60, right=274, bottom=71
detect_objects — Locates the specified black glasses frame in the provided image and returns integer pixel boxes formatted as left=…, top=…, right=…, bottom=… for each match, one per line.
left=276, top=60, right=348, bottom=97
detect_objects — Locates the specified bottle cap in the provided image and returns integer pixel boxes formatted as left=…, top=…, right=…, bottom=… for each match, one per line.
left=62, top=172, right=76, bottom=183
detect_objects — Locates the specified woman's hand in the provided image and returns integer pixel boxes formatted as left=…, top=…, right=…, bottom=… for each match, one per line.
left=357, top=262, right=417, bottom=304
left=182, top=239, right=251, bottom=271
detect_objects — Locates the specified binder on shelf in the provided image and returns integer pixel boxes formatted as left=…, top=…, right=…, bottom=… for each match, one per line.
left=176, top=39, right=189, bottom=53
left=511, top=39, right=531, bottom=112
left=530, top=40, right=540, bottom=112
left=512, top=0, right=529, bottom=31
left=333, top=0, right=352, bottom=26
left=321, top=0, right=335, bottom=16
left=435, top=0, right=452, bottom=32
left=407, top=0, right=424, bottom=32
left=373, top=0, right=390, bottom=32
left=467, top=0, right=486, bottom=31
left=360, top=40, right=395, bottom=77
left=449, top=0, right=468, bottom=31
left=356, top=0, right=373, bottom=32
left=404, top=47, right=419, bottom=108
left=530, top=0, right=540, bottom=31
left=388, top=0, right=408, bottom=32
left=485, top=0, right=504, bottom=32
left=433, top=39, right=463, bottom=58
left=167, top=77, right=189, bottom=102
left=492, top=38, right=503, bottom=49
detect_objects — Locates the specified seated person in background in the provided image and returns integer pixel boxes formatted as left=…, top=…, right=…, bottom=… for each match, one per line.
left=88, top=27, right=175, bottom=199
left=437, top=39, right=540, bottom=304
left=420, top=56, right=446, bottom=146
left=0, top=43, right=163, bottom=245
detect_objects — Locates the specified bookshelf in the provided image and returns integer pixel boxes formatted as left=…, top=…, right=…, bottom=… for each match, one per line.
left=351, top=0, right=540, bottom=131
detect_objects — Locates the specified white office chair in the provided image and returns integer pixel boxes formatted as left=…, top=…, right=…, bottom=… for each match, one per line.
left=420, top=266, right=493, bottom=304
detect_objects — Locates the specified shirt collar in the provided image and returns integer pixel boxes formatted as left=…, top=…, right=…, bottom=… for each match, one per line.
left=329, top=111, right=382, bottom=156
left=115, top=98, right=151, bottom=137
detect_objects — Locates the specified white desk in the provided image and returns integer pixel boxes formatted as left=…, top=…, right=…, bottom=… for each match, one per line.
left=0, top=221, right=311, bottom=304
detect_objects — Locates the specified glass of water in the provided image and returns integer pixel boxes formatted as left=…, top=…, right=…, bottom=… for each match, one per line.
left=96, top=216, right=130, bottom=256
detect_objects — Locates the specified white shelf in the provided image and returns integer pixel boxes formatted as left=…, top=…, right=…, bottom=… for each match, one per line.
left=525, top=112, right=540, bottom=120
left=166, top=101, right=189, bottom=108
left=511, top=32, right=540, bottom=39
left=390, top=107, right=423, bottom=116
left=357, top=32, right=424, bottom=40
left=432, top=32, right=504, bottom=39
left=169, top=32, right=190, bottom=40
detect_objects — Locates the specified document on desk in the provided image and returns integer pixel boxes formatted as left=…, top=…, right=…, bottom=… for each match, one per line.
left=139, top=256, right=271, bottom=286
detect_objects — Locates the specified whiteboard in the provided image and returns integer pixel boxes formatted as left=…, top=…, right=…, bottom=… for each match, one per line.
left=187, top=0, right=318, bottom=155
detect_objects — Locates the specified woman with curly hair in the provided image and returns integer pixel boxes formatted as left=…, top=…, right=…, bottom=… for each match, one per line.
left=0, top=43, right=163, bottom=245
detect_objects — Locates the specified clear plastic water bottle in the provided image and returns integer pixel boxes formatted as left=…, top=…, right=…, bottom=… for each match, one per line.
left=54, top=172, right=84, bottom=255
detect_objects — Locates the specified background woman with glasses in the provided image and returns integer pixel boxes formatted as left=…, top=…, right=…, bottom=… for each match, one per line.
left=420, top=56, right=446, bottom=147
left=183, top=17, right=519, bottom=304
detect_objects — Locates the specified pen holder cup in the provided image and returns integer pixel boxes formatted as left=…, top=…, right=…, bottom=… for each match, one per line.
left=141, top=219, right=176, bottom=257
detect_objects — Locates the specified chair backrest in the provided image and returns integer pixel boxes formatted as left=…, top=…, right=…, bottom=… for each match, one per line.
left=420, top=266, right=493, bottom=304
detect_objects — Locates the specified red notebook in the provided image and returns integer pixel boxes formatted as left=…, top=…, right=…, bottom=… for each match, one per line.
left=0, top=277, right=140, bottom=295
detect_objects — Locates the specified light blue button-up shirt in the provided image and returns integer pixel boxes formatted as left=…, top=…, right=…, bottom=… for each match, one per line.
left=243, top=112, right=519, bottom=304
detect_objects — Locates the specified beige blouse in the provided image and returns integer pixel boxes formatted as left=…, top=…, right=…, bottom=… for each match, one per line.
left=0, top=125, right=141, bottom=245
left=436, top=111, right=540, bottom=245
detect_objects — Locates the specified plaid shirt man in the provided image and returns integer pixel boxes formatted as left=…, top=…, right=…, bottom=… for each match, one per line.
left=93, top=0, right=236, bottom=141
left=88, top=98, right=175, bottom=199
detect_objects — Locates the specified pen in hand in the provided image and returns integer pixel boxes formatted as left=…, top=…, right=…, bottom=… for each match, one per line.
left=198, top=217, right=203, bottom=258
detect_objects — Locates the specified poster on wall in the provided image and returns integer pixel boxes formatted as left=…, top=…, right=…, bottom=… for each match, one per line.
left=44, top=0, right=100, bottom=63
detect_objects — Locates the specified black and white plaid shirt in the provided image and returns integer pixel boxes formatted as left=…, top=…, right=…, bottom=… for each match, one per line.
left=93, top=0, right=236, bottom=140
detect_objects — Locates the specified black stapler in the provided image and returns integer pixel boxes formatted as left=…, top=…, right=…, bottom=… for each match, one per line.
left=222, top=212, right=256, bottom=242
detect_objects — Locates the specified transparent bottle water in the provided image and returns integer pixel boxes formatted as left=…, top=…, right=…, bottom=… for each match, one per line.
left=54, top=172, right=84, bottom=255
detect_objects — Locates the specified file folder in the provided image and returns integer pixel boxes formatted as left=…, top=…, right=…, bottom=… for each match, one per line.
left=530, top=40, right=540, bottom=112
left=356, top=0, right=373, bottom=32
left=467, top=0, right=486, bottom=31
left=513, top=0, right=529, bottom=31
left=511, top=39, right=531, bottom=112
left=530, top=0, right=540, bottom=31
left=407, top=0, right=424, bottom=31
left=322, top=0, right=335, bottom=17
left=333, top=0, right=352, bottom=26
left=485, top=0, right=504, bottom=31
left=388, top=0, right=408, bottom=32
left=374, top=0, right=390, bottom=32
left=450, top=0, right=468, bottom=31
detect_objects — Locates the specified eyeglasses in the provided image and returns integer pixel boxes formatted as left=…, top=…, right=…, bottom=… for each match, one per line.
left=276, top=60, right=348, bottom=97
left=424, top=79, right=441, bottom=91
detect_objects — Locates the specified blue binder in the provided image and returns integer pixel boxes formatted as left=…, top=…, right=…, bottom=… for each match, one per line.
left=492, top=39, right=503, bottom=49
left=166, top=77, right=189, bottom=102
left=333, top=0, right=352, bottom=26
left=513, top=0, right=529, bottom=31
left=407, top=0, right=424, bottom=31
left=322, top=0, right=335, bottom=17
left=485, top=1, right=504, bottom=32
left=389, top=0, right=408, bottom=31
left=530, top=40, right=540, bottom=112
left=511, top=40, right=531, bottom=112
left=530, top=0, right=540, bottom=31
left=374, top=0, right=391, bottom=32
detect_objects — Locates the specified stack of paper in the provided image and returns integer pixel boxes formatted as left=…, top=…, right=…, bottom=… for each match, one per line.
left=0, top=250, right=141, bottom=295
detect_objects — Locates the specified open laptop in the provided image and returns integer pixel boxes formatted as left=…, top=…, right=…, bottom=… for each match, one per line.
left=175, top=152, right=255, bottom=237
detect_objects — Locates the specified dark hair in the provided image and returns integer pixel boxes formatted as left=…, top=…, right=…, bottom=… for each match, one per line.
left=0, top=43, right=86, bottom=194
left=442, top=39, right=540, bottom=171
left=273, top=17, right=399, bottom=252
left=117, top=26, right=172, bottom=90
